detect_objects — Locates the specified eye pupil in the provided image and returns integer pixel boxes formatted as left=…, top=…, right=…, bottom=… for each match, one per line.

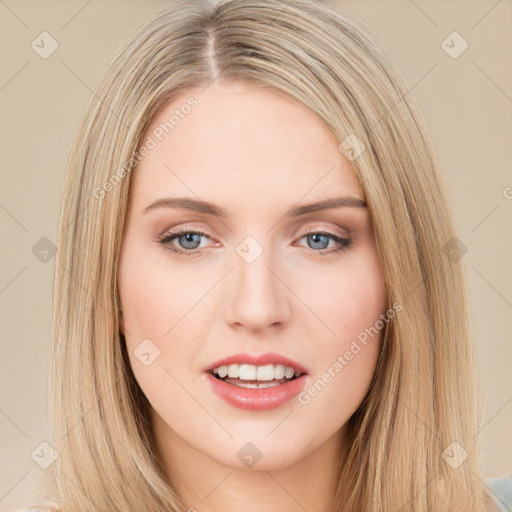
left=162, top=230, right=347, bottom=256
left=179, top=233, right=201, bottom=249
left=308, top=233, right=329, bottom=250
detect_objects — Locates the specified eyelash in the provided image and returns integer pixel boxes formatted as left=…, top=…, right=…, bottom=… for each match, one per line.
left=156, top=226, right=352, bottom=256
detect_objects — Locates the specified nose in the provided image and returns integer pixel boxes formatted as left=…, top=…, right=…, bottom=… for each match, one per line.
left=223, top=244, right=292, bottom=332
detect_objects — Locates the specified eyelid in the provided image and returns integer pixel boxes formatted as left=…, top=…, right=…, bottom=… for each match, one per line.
left=157, top=224, right=218, bottom=242
left=296, top=224, right=349, bottom=238
left=158, top=222, right=349, bottom=242
left=159, top=232, right=347, bottom=259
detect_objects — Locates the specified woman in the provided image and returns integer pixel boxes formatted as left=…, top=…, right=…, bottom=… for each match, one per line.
left=22, top=0, right=511, bottom=510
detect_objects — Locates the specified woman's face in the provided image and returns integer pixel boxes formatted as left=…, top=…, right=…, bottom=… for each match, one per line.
left=118, top=80, right=387, bottom=472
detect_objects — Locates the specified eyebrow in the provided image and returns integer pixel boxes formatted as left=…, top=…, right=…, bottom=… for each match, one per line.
left=142, top=196, right=367, bottom=217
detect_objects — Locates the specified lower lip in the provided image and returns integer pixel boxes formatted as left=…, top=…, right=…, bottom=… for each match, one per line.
left=204, top=372, right=308, bottom=411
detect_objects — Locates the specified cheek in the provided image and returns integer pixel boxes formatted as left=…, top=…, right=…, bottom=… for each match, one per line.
left=305, top=248, right=387, bottom=347
left=118, top=249, right=202, bottom=410
left=118, top=245, right=201, bottom=341
left=118, top=244, right=217, bottom=392
left=295, top=249, right=386, bottom=414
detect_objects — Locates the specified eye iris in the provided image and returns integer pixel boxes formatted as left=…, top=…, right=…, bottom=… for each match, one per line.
left=308, top=233, right=329, bottom=250
left=167, top=231, right=342, bottom=253
left=179, top=233, right=201, bottom=250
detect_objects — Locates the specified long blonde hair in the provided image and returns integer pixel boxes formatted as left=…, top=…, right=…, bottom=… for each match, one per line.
left=37, top=0, right=497, bottom=510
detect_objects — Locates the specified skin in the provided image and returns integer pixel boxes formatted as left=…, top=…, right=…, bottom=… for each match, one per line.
left=117, top=80, right=387, bottom=512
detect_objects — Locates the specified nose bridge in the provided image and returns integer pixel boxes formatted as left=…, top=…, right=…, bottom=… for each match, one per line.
left=224, top=235, right=290, bottom=329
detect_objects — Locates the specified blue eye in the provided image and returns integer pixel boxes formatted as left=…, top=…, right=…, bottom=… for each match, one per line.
left=296, top=231, right=352, bottom=254
left=172, top=232, right=202, bottom=250
left=157, top=229, right=212, bottom=255
left=156, top=228, right=351, bottom=256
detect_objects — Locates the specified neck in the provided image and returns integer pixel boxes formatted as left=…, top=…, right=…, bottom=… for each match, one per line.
left=151, top=410, right=348, bottom=512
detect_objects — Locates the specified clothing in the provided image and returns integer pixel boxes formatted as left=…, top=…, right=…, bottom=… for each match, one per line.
left=487, top=474, right=512, bottom=512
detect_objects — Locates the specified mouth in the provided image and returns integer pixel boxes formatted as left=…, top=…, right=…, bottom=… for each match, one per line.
left=207, top=363, right=306, bottom=389
left=203, top=354, right=309, bottom=410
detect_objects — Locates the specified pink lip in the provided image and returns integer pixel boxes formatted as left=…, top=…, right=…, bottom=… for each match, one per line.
left=204, top=372, right=308, bottom=411
left=203, top=351, right=309, bottom=375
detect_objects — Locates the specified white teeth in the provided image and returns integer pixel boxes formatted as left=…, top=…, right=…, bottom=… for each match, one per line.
left=239, top=364, right=257, bottom=380
left=227, top=364, right=239, bottom=378
left=211, top=363, right=303, bottom=381
left=231, top=381, right=282, bottom=389
left=217, top=365, right=229, bottom=378
left=257, top=364, right=275, bottom=380
left=274, top=364, right=285, bottom=379
left=284, top=366, right=295, bottom=379
left=258, top=381, right=281, bottom=388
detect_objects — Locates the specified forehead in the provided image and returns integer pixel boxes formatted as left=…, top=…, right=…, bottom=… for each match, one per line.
left=131, top=81, right=364, bottom=212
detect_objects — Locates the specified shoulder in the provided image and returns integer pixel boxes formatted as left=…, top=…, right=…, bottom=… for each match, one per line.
left=486, top=474, right=512, bottom=512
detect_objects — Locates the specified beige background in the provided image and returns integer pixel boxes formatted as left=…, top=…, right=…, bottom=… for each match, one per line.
left=1, top=0, right=511, bottom=508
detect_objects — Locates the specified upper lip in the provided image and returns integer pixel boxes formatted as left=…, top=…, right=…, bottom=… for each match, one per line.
left=204, top=351, right=309, bottom=375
